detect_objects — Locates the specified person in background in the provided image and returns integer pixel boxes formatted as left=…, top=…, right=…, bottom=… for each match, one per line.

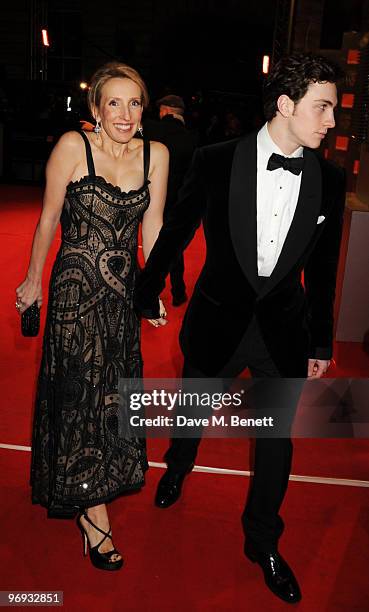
left=144, top=94, right=196, bottom=306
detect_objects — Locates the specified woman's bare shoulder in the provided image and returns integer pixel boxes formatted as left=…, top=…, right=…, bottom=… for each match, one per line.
left=149, top=140, right=169, bottom=162
left=131, top=138, right=168, bottom=156
left=46, top=132, right=85, bottom=177
left=52, top=130, right=85, bottom=155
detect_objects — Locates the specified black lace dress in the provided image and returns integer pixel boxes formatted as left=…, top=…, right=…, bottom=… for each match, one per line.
left=31, top=132, right=150, bottom=516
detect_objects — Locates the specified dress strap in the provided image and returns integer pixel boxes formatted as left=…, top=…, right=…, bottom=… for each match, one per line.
left=143, top=138, right=150, bottom=183
left=79, top=131, right=96, bottom=177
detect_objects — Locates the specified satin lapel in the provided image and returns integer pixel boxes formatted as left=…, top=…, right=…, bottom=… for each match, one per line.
left=229, top=133, right=259, bottom=291
left=259, top=148, right=322, bottom=298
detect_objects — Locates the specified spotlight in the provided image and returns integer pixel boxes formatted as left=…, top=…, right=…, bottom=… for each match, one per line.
left=42, top=29, right=49, bottom=47
left=80, top=82, right=88, bottom=90
left=262, top=55, right=270, bottom=75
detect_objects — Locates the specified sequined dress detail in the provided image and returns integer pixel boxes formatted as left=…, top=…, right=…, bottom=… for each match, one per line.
left=31, top=132, right=150, bottom=515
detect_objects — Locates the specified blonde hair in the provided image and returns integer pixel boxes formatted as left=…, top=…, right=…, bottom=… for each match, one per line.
left=87, top=61, right=149, bottom=118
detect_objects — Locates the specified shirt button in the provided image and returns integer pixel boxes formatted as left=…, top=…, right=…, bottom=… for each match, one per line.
left=271, top=240, right=274, bottom=243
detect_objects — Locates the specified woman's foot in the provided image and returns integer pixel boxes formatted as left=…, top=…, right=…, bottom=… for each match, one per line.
left=78, top=504, right=123, bottom=570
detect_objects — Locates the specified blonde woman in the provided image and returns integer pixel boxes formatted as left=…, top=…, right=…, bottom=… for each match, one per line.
left=16, top=62, right=168, bottom=570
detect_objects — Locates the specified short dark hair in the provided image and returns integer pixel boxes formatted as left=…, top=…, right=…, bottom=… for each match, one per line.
left=263, top=53, right=345, bottom=121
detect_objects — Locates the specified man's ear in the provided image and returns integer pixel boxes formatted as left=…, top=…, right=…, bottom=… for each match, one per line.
left=277, top=94, right=295, bottom=118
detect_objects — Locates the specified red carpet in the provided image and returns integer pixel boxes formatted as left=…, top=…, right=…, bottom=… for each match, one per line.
left=1, top=185, right=369, bottom=611
left=1, top=450, right=369, bottom=612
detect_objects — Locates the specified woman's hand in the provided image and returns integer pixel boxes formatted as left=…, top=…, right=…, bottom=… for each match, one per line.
left=15, top=277, right=42, bottom=314
left=15, top=131, right=81, bottom=317
left=147, top=298, right=167, bottom=328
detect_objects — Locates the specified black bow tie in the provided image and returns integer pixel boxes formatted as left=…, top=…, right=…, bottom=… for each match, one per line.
left=267, top=153, right=304, bottom=175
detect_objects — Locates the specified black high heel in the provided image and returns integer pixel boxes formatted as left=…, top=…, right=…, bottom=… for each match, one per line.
left=77, top=511, right=124, bottom=571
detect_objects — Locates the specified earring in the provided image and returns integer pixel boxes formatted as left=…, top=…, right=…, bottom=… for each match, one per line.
left=138, top=125, right=144, bottom=137
left=93, top=121, right=101, bottom=134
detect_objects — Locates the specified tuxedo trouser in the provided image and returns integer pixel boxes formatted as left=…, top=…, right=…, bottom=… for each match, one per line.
left=164, top=316, right=304, bottom=552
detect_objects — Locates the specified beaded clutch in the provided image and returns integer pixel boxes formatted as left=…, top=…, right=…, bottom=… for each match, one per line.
left=21, top=302, right=40, bottom=337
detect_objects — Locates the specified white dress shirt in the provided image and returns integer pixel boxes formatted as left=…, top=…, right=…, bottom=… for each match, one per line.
left=256, top=122, right=303, bottom=277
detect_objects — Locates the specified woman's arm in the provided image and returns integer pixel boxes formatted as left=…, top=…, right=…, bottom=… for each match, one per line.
left=140, top=141, right=169, bottom=326
left=141, top=141, right=169, bottom=262
left=134, top=147, right=206, bottom=319
left=16, top=132, right=82, bottom=313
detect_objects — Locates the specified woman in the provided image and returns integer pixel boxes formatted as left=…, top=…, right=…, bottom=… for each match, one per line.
left=15, top=62, right=169, bottom=571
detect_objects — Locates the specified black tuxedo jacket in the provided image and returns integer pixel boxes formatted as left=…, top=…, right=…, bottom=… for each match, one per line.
left=135, top=131, right=346, bottom=376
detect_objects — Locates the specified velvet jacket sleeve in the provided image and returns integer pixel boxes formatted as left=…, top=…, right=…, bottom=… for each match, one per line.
left=304, top=164, right=346, bottom=360
left=135, top=147, right=206, bottom=318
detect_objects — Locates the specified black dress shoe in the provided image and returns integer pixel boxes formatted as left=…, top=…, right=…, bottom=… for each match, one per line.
left=244, top=541, right=301, bottom=604
left=172, top=293, right=187, bottom=307
left=155, top=465, right=193, bottom=508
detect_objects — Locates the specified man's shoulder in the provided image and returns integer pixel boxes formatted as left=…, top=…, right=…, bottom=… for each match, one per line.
left=307, top=149, right=346, bottom=182
left=149, top=118, right=195, bottom=148
left=199, top=132, right=255, bottom=160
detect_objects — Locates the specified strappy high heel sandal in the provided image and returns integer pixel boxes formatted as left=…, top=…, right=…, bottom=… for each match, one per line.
left=77, top=511, right=124, bottom=571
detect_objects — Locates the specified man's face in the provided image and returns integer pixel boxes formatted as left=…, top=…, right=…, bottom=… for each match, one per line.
left=287, top=81, right=337, bottom=149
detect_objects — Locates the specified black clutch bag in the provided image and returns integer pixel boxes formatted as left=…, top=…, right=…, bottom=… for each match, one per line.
left=21, top=302, right=40, bottom=337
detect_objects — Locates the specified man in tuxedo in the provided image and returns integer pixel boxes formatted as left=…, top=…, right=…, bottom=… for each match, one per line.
left=135, top=53, right=345, bottom=603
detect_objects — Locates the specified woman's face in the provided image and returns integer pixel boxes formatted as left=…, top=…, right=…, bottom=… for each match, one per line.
left=96, top=77, right=143, bottom=142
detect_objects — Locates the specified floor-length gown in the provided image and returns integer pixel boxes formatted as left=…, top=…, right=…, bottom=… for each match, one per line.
left=31, top=132, right=149, bottom=516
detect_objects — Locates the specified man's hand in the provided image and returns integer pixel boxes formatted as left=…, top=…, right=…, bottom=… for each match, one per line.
left=308, top=358, right=330, bottom=379
left=147, top=298, right=168, bottom=328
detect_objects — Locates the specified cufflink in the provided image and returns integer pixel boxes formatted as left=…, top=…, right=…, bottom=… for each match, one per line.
left=317, top=215, right=325, bottom=225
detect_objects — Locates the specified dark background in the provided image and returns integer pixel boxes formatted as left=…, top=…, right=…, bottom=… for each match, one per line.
left=1, top=0, right=369, bottom=184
